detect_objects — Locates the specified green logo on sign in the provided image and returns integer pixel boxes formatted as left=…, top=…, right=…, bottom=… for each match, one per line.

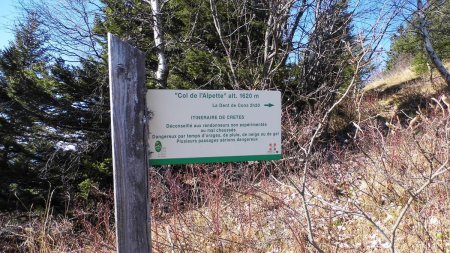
left=155, top=140, right=162, bottom=152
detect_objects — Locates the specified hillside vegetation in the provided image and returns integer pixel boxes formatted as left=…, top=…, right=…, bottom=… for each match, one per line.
left=364, top=62, right=450, bottom=94
left=363, top=61, right=450, bottom=122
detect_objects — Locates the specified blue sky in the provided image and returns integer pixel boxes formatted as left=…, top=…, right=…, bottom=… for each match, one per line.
left=0, top=0, right=19, bottom=49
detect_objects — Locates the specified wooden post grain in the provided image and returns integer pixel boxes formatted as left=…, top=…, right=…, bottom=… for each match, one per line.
left=108, top=33, right=151, bottom=253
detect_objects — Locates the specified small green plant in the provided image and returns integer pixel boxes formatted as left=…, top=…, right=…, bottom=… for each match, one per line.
left=78, top=179, right=94, bottom=200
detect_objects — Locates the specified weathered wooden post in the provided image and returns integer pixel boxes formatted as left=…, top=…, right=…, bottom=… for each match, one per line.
left=108, top=33, right=151, bottom=253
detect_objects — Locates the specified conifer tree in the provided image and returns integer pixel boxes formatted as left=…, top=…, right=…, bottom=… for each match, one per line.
left=0, top=13, right=112, bottom=210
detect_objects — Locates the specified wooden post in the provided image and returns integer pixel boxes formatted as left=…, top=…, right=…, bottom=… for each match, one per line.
left=108, top=33, right=151, bottom=253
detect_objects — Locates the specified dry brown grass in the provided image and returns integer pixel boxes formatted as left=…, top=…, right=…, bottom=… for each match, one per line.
left=365, top=61, right=450, bottom=92
left=362, top=61, right=450, bottom=122
left=364, top=66, right=419, bottom=92
left=0, top=196, right=116, bottom=253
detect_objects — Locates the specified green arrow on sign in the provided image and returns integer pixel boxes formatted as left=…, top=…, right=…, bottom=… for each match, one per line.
left=264, top=103, right=274, bottom=107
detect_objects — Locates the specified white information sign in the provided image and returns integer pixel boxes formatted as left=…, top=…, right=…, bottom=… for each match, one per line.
left=147, top=90, right=281, bottom=165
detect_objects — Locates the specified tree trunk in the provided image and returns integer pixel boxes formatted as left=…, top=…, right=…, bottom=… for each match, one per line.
left=417, top=0, right=450, bottom=86
left=145, top=0, right=169, bottom=88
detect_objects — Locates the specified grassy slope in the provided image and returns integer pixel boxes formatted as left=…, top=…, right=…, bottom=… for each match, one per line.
left=364, top=62, right=450, bottom=92
left=364, top=66, right=419, bottom=92
left=362, top=64, right=449, bottom=120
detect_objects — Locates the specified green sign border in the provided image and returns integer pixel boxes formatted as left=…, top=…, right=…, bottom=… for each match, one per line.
left=149, top=154, right=281, bottom=166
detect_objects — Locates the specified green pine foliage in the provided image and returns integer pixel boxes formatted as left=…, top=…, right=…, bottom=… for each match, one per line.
left=0, top=14, right=111, bottom=211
